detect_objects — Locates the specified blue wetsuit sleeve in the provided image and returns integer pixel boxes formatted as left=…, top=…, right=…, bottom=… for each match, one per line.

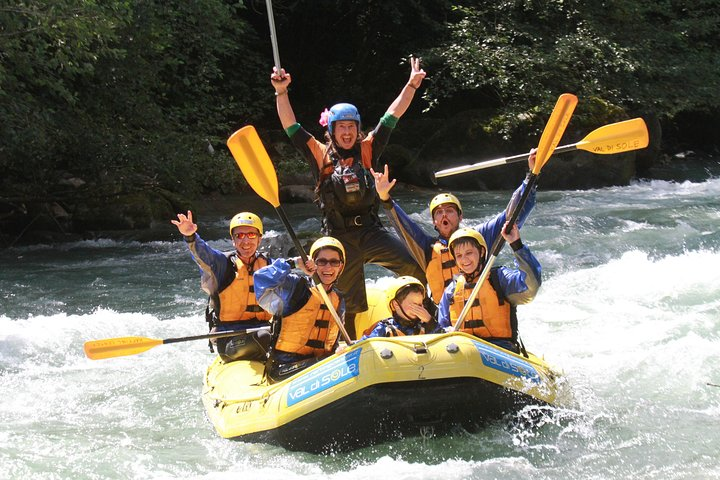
left=184, top=233, right=230, bottom=296
left=360, top=320, right=391, bottom=340
left=476, top=178, right=537, bottom=248
left=437, top=282, right=455, bottom=330
left=496, top=245, right=542, bottom=305
left=254, top=258, right=305, bottom=316
left=382, top=199, right=434, bottom=270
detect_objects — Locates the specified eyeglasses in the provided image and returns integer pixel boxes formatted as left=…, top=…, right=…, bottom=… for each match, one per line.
left=232, top=232, right=259, bottom=240
left=315, top=259, right=343, bottom=267
left=433, top=206, right=458, bottom=217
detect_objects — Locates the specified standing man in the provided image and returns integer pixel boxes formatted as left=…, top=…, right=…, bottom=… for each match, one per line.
left=269, top=57, right=428, bottom=339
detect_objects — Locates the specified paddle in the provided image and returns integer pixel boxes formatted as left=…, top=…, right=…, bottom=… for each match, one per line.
left=265, top=0, right=282, bottom=73
left=435, top=117, right=648, bottom=180
left=226, top=125, right=352, bottom=344
left=84, top=326, right=271, bottom=360
left=453, top=93, right=578, bottom=331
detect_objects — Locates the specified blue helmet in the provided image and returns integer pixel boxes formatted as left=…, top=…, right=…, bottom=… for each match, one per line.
left=328, top=103, right=361, bottom=135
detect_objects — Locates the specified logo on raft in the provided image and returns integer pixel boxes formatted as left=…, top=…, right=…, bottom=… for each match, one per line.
left=286, top=348, right=362, bottom=406
left=472, top=340, right=540, bottom=384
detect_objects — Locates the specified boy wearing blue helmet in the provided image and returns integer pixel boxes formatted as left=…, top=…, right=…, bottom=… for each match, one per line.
left=270, top=57, right=427, bottom=339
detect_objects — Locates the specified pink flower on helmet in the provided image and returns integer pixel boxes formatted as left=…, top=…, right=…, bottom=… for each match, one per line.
left=318, top=108, right=330, bottom=128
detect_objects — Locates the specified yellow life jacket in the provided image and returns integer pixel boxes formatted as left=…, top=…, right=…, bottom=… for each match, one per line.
left=275, top=286, right=341, bottom=357
left=426, top=241, right=459, bottom=304
left=217, top=254, right=271, bottom=323
left=449, top=273, right=514, bottom=340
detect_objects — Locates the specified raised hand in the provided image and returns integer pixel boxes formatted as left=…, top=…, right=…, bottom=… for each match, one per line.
left=171, top=210, right=197, bottom=236
left=298, top=257, right=317, bottom=277
left=407, top=56, right=426, bottom=89
left=501, top=221, right=520, bottom=244
left=270, top=66, right=292, bottom=94
left=370, top=164, right=396, bottom=201
left=528, top=148, right=537, bottom=171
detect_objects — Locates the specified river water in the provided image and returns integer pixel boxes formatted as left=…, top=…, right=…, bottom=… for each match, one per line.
left=2, top=166, right=720, bottom=479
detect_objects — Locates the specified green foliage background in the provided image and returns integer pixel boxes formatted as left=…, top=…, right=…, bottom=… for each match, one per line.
left=1, top=0, right=718, bottom=216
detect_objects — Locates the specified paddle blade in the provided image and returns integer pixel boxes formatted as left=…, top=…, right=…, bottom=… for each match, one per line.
left=534, top=93, right=578, bottom=174
left=84, top=336, right=163, bottom=360
left=576, top=117, right=649, bottom=155
left=227, top=125, right=281, bottom=207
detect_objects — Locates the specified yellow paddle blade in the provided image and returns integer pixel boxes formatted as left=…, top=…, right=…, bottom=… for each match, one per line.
left=576, top=117, right=649, bottom=154
left=534, top=93, right=578, bottom=174
left=84, top=336, right=163, bottom=360
left=227, top=125, right=280, bottom=207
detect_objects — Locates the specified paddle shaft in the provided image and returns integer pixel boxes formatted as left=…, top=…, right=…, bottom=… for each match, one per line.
left=435, top=144, right=575, bottom=179
left=163, top=327, right=270, bottom=345
left=84, top=326, right=271, bottom=360
left=435, top=117, right=648, bottom=179
left=274, top=206, right=353, bottom=344
left=265, top=0, right=281, bottom=72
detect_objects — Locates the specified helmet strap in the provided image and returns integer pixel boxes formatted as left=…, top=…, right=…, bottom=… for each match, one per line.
left=394, top=301, right=416, bottom=322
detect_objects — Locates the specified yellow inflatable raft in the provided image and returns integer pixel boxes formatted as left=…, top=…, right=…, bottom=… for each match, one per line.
left=201, top=288, right=566, bottom=453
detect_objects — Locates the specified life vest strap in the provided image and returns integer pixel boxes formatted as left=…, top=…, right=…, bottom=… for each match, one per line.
left=465, top=319, right=485, bottom=329
left=441, top=259, right=456, bottom=269
left=305, top=339, right=325, bottom=349
left=314, top=319, right=330, bottom=328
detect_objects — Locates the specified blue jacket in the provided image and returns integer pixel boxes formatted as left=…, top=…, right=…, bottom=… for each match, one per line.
left=361, top=314, right=441, bottom=339
left=255, top=258, right=346, bottom=362
left=184, top=233, right=271, bottom=297
left=437, top=244, right=542, bottom=330
left=184, top=234, right=272, bottom=331
left=254, top=258, right=346, bottom=321
left=382, top=177, right=536, bottom=273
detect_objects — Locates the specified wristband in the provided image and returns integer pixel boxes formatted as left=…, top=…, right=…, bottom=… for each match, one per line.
left=275, top=90, right=288, bottom=97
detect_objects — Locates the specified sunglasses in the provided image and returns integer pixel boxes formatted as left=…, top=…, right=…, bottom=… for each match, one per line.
left=315, top=259, right=343, bottom=267
left=232, top=232, right=259, bottom=240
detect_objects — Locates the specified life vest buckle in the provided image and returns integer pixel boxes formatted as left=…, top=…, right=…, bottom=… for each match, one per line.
left=352, top=215, right=362, bottom=226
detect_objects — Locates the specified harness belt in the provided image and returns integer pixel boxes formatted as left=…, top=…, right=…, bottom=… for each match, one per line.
left=341, top=213, right=378, bottom=228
